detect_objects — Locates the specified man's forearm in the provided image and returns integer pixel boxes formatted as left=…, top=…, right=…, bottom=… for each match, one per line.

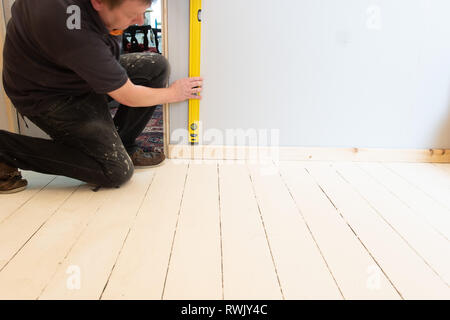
left=125, top=85, right=175, bottom=107
left=108, top=77, right=202, bottom=107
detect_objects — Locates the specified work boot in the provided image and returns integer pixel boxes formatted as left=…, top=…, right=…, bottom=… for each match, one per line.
left=130, top=149, right=166, bottom=167
left=0, top=162, right=28, bottom=194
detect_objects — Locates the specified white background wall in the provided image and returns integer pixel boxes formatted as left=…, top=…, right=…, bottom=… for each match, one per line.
left=168, top=0, right=450, bottom=149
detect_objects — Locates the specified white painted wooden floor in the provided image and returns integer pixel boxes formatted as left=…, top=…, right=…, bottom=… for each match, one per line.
left=0, top=160, right=449, bottom=300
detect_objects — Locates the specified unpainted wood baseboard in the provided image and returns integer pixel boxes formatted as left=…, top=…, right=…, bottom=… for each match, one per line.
left=168, top=144, right=450, bottom=163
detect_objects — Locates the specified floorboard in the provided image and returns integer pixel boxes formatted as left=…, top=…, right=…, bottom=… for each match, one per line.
left=279, top=161, right=400, bottom=299
left=302, top=161, right=449, bottom=299
left=0, top=176, right=81, bottom=272
left=0, top=184, right=114, bottom=299
left=1, top=171, right=56, bottom=224
left=38, top=170, right=154, bottom=299
left=162, top=161, right=222, bottom=300
left=333, top=162, right=450, bottom=287
left=101, top=161, right=189, bottom=299
left=219, top=162, right=282, bottom=299
left=249, top=162, right=342, bottom=299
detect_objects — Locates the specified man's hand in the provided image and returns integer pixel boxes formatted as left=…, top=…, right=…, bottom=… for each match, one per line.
left=168, top=77, right=203, bottom=103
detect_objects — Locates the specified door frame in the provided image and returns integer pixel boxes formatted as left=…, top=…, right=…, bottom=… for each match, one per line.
left=162, top=0, right=170, bottom=158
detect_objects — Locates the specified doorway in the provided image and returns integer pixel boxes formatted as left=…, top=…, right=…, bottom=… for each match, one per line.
left=109, top=0, right=167, bottom=155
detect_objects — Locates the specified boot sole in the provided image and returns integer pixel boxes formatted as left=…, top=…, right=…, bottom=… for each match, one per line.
left=133, top=158, right=167, bottom=169
left=0, top=185, right=27, bottom=194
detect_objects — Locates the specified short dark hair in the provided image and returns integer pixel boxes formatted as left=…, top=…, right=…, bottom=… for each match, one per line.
left=103, top=0, right=153, bottom=9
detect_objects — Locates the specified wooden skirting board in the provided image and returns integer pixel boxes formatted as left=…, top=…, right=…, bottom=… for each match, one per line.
left=168, top=145, right=450, bottom=163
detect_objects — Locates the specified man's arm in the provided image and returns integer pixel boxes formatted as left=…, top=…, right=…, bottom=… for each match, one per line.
left=108, top=77, right=203, bottom=107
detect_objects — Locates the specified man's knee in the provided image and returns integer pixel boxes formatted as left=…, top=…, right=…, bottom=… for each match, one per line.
left=158, top=55, right=170, bottom=85
left=145, top=54, right=170, bottom=87
left=122, top=53, right=171, bottom=88
left=104, top=159, right=135, bottom=187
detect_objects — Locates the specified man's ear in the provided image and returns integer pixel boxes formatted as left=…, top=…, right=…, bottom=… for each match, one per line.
left=90, top=0, right=106, bottom=11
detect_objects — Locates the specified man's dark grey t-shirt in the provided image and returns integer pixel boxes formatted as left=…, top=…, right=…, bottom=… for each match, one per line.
left=2, top=0, right=129, bottom=116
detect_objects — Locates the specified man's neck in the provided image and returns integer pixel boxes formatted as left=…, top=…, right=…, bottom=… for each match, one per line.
left=96, top=10, right=113, bottom=32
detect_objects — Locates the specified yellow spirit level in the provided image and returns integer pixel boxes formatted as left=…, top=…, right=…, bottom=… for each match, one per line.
left=189, top=0, right=202, bottom=145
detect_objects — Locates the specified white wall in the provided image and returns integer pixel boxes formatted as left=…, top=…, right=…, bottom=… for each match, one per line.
left=168, top=0, right=450, bottom=149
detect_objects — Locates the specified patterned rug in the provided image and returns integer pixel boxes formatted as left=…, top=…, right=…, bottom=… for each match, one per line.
left=110, top=105, right=164, bottom=153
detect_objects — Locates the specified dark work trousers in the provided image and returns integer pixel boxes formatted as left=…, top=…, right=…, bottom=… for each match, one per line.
left=0, top=52, right=170, bottom=188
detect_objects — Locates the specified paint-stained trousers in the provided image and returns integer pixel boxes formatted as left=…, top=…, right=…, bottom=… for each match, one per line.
left=0, top=52, right=170, bottom=188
